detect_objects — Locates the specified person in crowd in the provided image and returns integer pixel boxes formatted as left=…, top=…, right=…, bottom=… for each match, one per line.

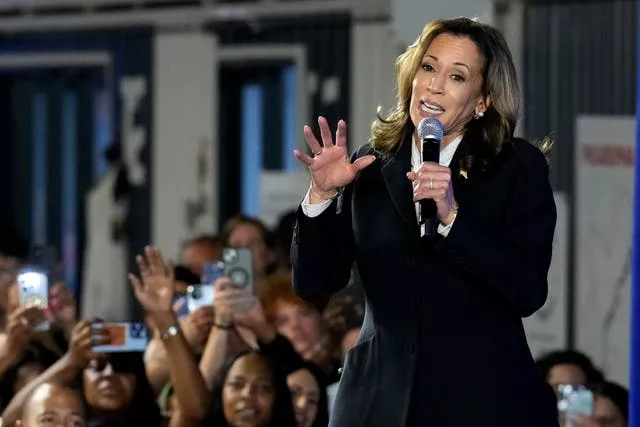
left=287, top=362, right=329, bottom=427
left=220, top=215, right=282, bottom=298
left=0, top=280, right=77, bottom=408
left=536, top=350, right=605, bottom=388
left=202, top=351, right=298, bottom=427
left=569, top=381, right=628, bottom=427
left=2, top=318, right=161, bottom=427
left=291, top=17, right=557, bottom=426
left=322, top=295, right=364, bottom=360
left=262, top=274, right=339, bottom=380
left=144, top=265, right=212, bottom=393
left=16, top=382, right=86, bottom=427
left=180, top=235, right=221, bottom=278
left=128, top=245, right=297, bottom=427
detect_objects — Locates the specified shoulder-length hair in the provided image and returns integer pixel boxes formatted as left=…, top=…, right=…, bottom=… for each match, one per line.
left=205, top=350, right=298, bottom=427
left=371, top=17, right=520, bottom=157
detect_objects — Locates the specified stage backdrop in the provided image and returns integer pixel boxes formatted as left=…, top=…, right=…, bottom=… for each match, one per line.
left=524, top=192, right=569, bottom=359
left=575, top=115, right=634, bottom=387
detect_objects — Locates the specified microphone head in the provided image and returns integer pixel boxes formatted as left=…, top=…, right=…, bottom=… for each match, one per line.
left=417, top=118, right=444, bottom=142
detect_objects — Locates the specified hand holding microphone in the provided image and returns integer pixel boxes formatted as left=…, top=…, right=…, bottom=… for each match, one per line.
left=406, top=118, right=458, bottom=237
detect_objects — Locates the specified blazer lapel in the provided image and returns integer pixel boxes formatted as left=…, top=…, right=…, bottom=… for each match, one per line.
left=449, top=134, right=473, bottom=195
left=381, top=134, right=419, bottom=233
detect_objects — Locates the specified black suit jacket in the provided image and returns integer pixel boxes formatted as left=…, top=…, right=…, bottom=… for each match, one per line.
left=292, top=133, right=559, bottom=427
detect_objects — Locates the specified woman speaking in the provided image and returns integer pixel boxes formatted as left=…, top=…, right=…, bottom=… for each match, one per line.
left=291, top=17, right=558, bottom=427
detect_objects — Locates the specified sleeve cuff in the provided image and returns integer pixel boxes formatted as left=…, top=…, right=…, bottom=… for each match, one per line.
left=301, top=187, right=333, bottom=217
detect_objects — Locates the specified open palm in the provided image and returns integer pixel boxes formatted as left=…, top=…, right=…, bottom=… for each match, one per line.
left=129, top=246, right=175, bottom=314
left=294, top=117, right=376, bottom=193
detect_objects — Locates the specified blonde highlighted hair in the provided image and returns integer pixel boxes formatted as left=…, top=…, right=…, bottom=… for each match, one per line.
left=371, top=17, right=521, bottom=156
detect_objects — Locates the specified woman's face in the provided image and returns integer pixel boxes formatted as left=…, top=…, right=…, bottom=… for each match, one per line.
left=83, top=358, right=136, bottom=412
left=228, top=223, right=271, bottom=277
left=594, top=395, right=626, bottom=427
left=287, top=369, right=320, bottom=427
left=273, top=300, right=323, bottom=356
left=19, top=383, right=85, bottom=427
left=409, top=33, right=487, bottom=142
left=223, top=353, right=275, bottom=427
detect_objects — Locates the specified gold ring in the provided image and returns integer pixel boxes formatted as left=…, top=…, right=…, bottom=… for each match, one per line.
left=428, top=179, right=433, bottom=190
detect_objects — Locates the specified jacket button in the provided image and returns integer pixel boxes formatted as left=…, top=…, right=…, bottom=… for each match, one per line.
left=406, top=257, right=415, bottom=266
left=405, top=343, right=415, bottom=354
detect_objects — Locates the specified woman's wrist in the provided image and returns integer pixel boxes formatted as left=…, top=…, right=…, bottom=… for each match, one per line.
left=440, top=205, right=459, bottom=226
left=150, top=311, right=178, bottom=332
left=309, top=183, right=338, bottom=204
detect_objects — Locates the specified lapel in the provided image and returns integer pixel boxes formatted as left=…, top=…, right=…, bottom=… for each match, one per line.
left=380, top=133, right=419, bottom=235
left=448, top=133, right=473, bottom=196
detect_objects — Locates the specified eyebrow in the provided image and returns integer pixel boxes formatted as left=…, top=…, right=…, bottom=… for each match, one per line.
left=425, top=55, right=471, bottom=72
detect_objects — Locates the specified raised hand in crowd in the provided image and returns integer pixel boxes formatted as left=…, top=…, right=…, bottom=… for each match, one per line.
left=294, top=117, right=375, bottom=203
left=65, top=318, right=110, bottom=370
left=130, top=245, right=210, bottom=423
left=0, top=306, right=45, bottom=365
left=179, top=305, right=213, bottom=351
left=129, top=246, right=175, bottom=314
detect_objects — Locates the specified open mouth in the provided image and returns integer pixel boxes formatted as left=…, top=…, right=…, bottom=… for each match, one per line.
left=420, top=101, right=444, bottom=115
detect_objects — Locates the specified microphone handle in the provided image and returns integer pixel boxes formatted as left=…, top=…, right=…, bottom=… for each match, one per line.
left=420, top=137, right=440, bottom=237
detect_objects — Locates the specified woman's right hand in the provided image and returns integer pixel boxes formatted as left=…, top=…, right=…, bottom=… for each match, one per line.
left=294, top=117, right=376, bottom=200
left=66, top=318, right=111, bottom=369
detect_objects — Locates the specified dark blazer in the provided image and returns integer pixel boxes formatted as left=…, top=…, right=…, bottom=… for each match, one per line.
left=291, top=133, right=559, bottom=427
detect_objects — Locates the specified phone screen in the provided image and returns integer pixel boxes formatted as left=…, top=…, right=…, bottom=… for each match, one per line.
left=16, top=269, right=50, bottom=331
left=92, top=323, right=149, bottom=353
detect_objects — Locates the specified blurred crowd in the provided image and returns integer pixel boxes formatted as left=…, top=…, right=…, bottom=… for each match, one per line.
left=0, top=213, right=630, bottom=427
left=0, top=213, right=364, bottom=427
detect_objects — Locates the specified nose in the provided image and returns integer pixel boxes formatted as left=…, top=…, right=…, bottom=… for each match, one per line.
left=296, top=394, right=309, bottom=410
left=101, top=362, right=114, bottom=376
left=241, top=383, right=256, bottom=398
left=428, top=75, right=444, bottom=94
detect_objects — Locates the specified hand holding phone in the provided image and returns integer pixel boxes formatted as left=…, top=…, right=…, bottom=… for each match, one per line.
left=557, top=385, right=594, bottom=427
left=67, top=318, right=111, bottom=369
left=16, top=268, right=50, bottom=331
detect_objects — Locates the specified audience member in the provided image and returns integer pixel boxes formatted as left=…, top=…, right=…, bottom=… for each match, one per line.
left=16, top=382, right=85, bottom=427
left=536, top=350, right=604, bottom=388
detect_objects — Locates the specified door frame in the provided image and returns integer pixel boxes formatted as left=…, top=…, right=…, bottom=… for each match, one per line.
left=218, top=43, right=309, bottom=171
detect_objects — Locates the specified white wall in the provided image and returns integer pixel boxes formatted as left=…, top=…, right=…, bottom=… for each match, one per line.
left=349, top=20, right=397, bottom=150
left=391, top=0, right=495, bottom=47
left=153, top=31, right=218, bottom=259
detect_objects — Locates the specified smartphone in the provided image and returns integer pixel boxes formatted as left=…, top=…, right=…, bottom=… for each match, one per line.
left=16, top=268, right=50, bottom=331
left=92, top=322, right=149, bottom=353
left=186, top=284, right=215, bottom=313
left=557, top=385, right=594, bottom=427
left=222, top=248, right=253, bottom=293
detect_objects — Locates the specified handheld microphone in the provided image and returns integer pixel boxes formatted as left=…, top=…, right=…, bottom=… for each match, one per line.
left=417, top=118, right=444, bottom=237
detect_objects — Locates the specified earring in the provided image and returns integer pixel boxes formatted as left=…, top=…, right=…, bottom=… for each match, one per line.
left=473, top=111, right=484, bottom=120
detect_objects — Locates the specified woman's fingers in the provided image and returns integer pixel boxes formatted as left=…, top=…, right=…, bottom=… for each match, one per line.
left=318, top=116, right=334, bottom=148
left=352, top=155, right=376, bottom=172
left=293, top=149, right=314, bottom=167
left=335, top=120, right=347, bottom=147
left=303, top=125, right=323, bottom=155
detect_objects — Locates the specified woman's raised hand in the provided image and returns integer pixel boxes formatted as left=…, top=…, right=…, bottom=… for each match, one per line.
left=294, top=117, right=375, bottom=201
